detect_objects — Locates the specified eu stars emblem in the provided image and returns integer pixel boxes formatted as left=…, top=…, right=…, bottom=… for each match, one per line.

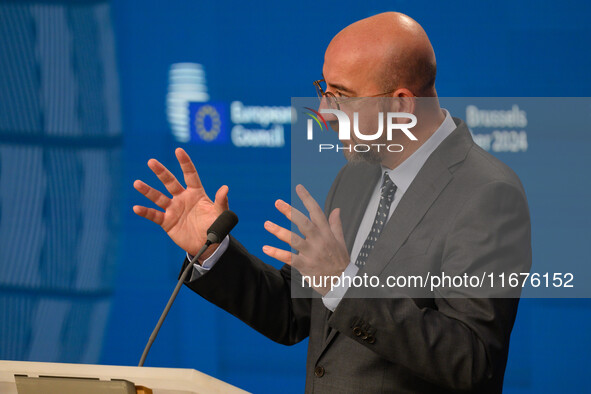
left=189, top=102, right=228, bottom=144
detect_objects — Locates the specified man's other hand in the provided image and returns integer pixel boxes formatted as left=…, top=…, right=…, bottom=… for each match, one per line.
left=263, top=184, right=350, bottom=295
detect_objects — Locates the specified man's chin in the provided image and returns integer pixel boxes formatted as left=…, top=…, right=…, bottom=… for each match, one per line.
left=343, top=149, right=383, bottom=164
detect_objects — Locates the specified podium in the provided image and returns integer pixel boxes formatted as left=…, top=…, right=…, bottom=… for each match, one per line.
left=0, top=360, right=248, bottom=393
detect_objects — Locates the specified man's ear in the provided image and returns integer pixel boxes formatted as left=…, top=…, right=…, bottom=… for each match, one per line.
left=392, top=89, right=416, bottom=114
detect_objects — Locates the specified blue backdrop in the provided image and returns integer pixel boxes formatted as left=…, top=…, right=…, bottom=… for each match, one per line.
left=1, top=0, right=590, bottom=393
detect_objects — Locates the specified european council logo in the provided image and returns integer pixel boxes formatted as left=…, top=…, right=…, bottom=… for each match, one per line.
left=189, top=102, right=229, bottom=144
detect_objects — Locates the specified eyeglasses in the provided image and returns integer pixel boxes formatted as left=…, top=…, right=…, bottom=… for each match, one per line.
left=313, top=79, right=396, bottom=110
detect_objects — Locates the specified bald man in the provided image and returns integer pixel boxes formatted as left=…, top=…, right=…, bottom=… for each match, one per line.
left=134, top=12, right=531, bottom=393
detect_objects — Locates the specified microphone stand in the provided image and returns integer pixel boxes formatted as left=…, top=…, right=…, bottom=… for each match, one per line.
left=138, top=241, right=211, bottom=367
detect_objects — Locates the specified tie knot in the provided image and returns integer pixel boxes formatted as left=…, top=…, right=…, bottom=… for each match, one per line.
left=380, top=173, right=396, bottom=199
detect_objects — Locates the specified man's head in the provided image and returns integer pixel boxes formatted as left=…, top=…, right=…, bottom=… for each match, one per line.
left=319, top=12, right=442, bottom=166
left=324, top=12, right=436, bottom=98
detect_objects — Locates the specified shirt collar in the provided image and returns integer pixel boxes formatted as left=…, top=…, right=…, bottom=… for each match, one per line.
left=383, top=109, right=456, bottom=195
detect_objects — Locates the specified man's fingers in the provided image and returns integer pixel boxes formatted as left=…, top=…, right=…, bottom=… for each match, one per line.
left=296, top=184, right=330, bottom=231
left=133, top=205, right=165, bottom=226
left=148, top=158, right=185, bottom=196
left=275, top=199, right=317, bottom=236
left=264, top=220, right=305, bottom=251
left=134, top=180, right=171, bottom=209
left=214, top=185, right=229, bottom=211
left=274, top=199, right=292, bottom=221
left=329, top=208, right=346, bottom=246
left=175, top=148, right=204, bottom=190
left=262, top=245, right=292, bottom=265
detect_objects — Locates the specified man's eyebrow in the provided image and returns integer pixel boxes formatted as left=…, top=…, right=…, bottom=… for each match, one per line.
left=331, top=83, right=356, bottom=95
left=322, top=73, right=356, bottom=95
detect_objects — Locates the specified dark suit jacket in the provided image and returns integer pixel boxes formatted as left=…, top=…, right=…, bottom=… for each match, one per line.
left=183, top=118, right=532, bottom=393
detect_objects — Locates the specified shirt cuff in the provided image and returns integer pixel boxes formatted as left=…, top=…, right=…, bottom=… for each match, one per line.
left=186, top=235, right=230, bottom=280
left=321, top=261, right=359, bottom=312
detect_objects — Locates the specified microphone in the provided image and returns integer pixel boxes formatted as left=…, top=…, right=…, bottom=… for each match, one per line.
left=206, top=210, right=238, bottom=244
left=138, top=210, right=238, bottom=366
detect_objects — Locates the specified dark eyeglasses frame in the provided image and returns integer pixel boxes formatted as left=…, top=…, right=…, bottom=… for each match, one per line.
left=313, top=79, right=396, bottom=110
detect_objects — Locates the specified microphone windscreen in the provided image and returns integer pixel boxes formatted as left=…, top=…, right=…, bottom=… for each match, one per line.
left=207, top=210, right=239, bottom=243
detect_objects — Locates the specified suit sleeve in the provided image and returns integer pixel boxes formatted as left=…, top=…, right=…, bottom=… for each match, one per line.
left=182, top=236, right=312, bottom=345
left=327, top=180, right=532, bottom=391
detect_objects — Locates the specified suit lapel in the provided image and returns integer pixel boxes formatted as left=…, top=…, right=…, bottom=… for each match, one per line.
left=364, top=156, right=451, bottom=276
left=364, top=120, right=472, bottom=277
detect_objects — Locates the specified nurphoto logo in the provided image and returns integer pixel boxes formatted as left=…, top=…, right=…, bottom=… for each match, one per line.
left=304, top=108, right=418, bottom=153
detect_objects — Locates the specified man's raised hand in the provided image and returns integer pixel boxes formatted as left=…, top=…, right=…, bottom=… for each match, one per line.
left=133, top=148, right=229, bottom=260
left=262, top=184, right=350, bottom=295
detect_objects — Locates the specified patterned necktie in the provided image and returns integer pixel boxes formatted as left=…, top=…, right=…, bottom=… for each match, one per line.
left=355, top=173, right=397, bottom=268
